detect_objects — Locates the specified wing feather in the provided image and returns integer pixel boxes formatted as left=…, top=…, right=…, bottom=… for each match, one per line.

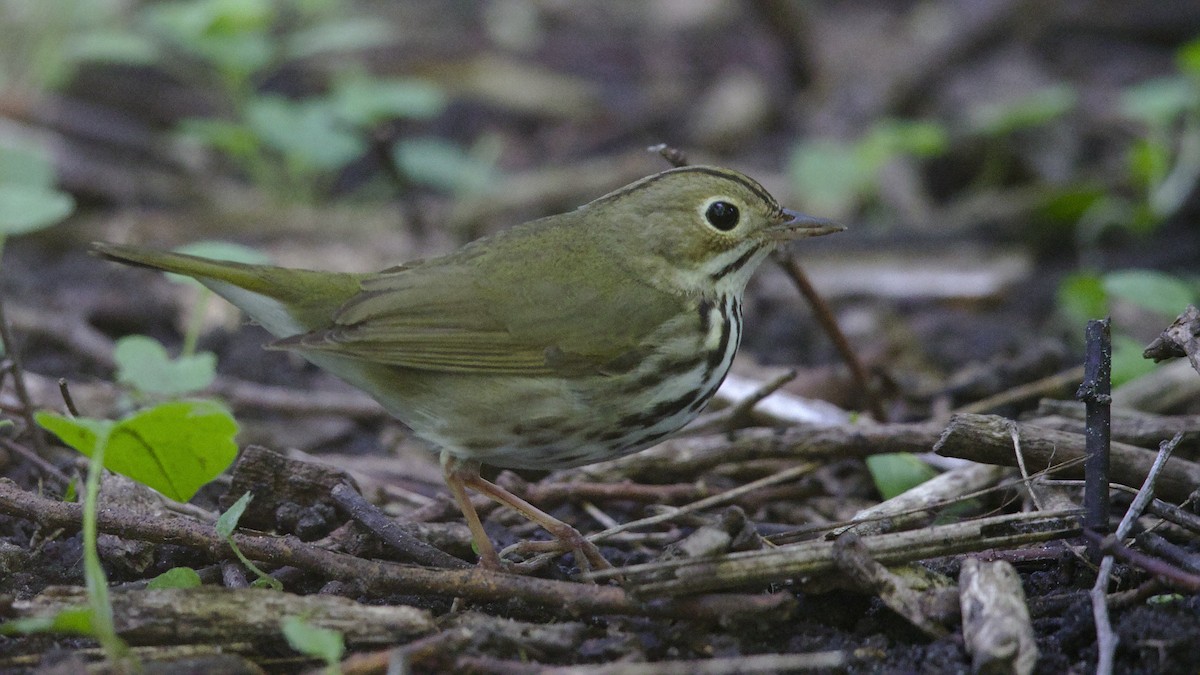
left=273, top=220, right=685, bottom=376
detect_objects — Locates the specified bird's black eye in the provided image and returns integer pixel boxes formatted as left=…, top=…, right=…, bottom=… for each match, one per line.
left=705, top=201, right=739, bottom=231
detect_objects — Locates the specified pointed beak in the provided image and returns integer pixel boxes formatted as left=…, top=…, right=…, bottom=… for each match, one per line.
left=770, top=209, right=845, bottom=241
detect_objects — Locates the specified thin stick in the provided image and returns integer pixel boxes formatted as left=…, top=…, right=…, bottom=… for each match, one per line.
left=1009, top=419, right=1045, bottom=511
left=0, top=293, right=47, bottom=457
left=683, top=369, right=797, bottom=435
left=1089, top=530, right=1200, bottom=592
left=0, top=479, right=796, bottom=621
left=57, top=378, right=80, bottom=417
left=648, top=143, right=689, bottom=168
left=773, top=251, right=887, bottom=422
left=954, top=365, right=1085, bottom=414
left=1090, top=432, right=1180, bottom=675
left=329, top=483, right=469, bottom=570
left=0, top=437, right=69, bottom=485
left=724, top=369, right=796, bottom=426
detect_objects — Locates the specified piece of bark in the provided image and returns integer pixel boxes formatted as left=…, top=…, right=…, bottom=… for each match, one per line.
left=837, top=462, right=1012, bottom=537
left=221, top=445, right=358, bottom=538
left=934, top=414, right=1200, bottom=503
left=1111, top=360, right=1200, bottom=413
left=959, top=558, right=1038, bottom=675
left=11, top=586, right=433, bottom=646
left=832, top=532, right=956, bottom=639
left=1143, top=305, right=1200, bottom=376
left=1029, top=399, right=1200, bottom=452
left=659, top=507, right=763, bottom=562
left=96, top=473, right=171, bottom=577
left=570, top=421, right=944, bottom=483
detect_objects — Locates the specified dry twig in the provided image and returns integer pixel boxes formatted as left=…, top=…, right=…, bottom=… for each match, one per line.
left=1090, top=433, right=1181, bottom=675
left=593, top=509, right=1081, bottom=594
left=0, top=479, right=795, bottom=620
left=935, top=414, right=1200, bottom=502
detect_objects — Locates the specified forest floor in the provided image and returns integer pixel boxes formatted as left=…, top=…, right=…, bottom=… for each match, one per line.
left=2, top=2, right=1200, bottom=673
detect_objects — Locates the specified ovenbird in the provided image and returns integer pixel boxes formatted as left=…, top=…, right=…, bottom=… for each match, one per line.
left=93, top=165, right=841, bottom=571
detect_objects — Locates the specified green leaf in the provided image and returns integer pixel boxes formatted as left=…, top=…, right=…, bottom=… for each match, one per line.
left=1120, top=77, right=1195, bottom=127
left=1037, top=186, right=1105, bottom=224
left=1103, top=270, right=1197, bottom=318
left=788, top=138, right=872, bottom=218
left=204, top=0, right=275, bottom=34
left=217, top=491, right=253, bottom=538
left=331, top=74, right=447, bottom=126
left=34, top=414, right=112, bottom=457
left=1112, top=334, right=1159, bottom=387
left=285, top=17, right=395, bottom=60
left=1128, top=138, right=1171, bottom=190
left=114, top=335, right=217, bottom=396
left=246, top=96, right=365, bottom=172
left=0, top=185, right=75, bottom=235
left=0, top=607, right=96, bottom=636
left=147, top=567, right=203, bottom=590
left=1175, top=38, right=1200, bottom=77
left=0, top=146, right=57, bottom=187
left=969, top=84, right=1077, bottom=136
left=178, top=118, right=261, bottom=162
left=281, top=616, right=345, bottom=667
left=393, top=137, right=496, bottom=193
left=1147, top=593, right=1185, bottom=605
left=216, top=492, right=284, bottom=590
left=144, top=0, right=275, bottom=79
left=865, top=453, right=938, bottom=500
left=1057, top=272, right=1108, bottom=328
left=36, top=401, right=239, bottom=502
left=862, top=119, right=949, bottom=161
left=69, top=31, right=162, bottom=66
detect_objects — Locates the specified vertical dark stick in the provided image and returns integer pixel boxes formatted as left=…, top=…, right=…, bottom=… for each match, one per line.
left=1076, top=318, right=1112, bottom=559
left=774, top=252, right=887, bottom=423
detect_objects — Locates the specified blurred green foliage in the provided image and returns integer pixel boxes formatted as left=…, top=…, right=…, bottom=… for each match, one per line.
left=967, top=84, right=1078, bottom=137
left=2, top=0, right=495, bottom=203
left=789, top=119, right=949, bottom=220
left=1058, top=268, right=1199, bottom=385
left=0, top=146, right=75, bottom=238
left=1054, top=37, right=1200, bottom=383
left=282, top=616, right=346, bottom=672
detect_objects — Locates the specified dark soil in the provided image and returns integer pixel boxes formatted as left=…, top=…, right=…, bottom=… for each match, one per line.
left=3, top=2, right=1200, bottom=673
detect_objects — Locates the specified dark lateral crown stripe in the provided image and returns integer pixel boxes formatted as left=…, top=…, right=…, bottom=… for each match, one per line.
left=683, top=167, right=778, bottom=210
left=593, top=167, right=781, bottom=212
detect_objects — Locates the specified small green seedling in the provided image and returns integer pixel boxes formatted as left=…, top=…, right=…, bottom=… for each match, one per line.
left=115, top=335, right=217, bottom=397
left=217, top=492, right=282, bottom=590
left=0, top=145, right=75, bottom=271
left=1058, top=269, right=1198, bottom=386
left=789, top=118, right=948, bottom=220
left=865, top=453, right=939, bottom=501
left=146, top=566, right=203, bottom=590
left=37, top=400, right=239, bottom=503
left=282, top=615, right=345, bottom=674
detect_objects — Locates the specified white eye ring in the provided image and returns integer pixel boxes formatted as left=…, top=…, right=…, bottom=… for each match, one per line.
left=700, top=197, right=741, bottom=232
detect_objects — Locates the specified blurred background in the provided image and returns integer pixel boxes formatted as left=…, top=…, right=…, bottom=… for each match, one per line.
left=3, top=0, right=1200, bottom=419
